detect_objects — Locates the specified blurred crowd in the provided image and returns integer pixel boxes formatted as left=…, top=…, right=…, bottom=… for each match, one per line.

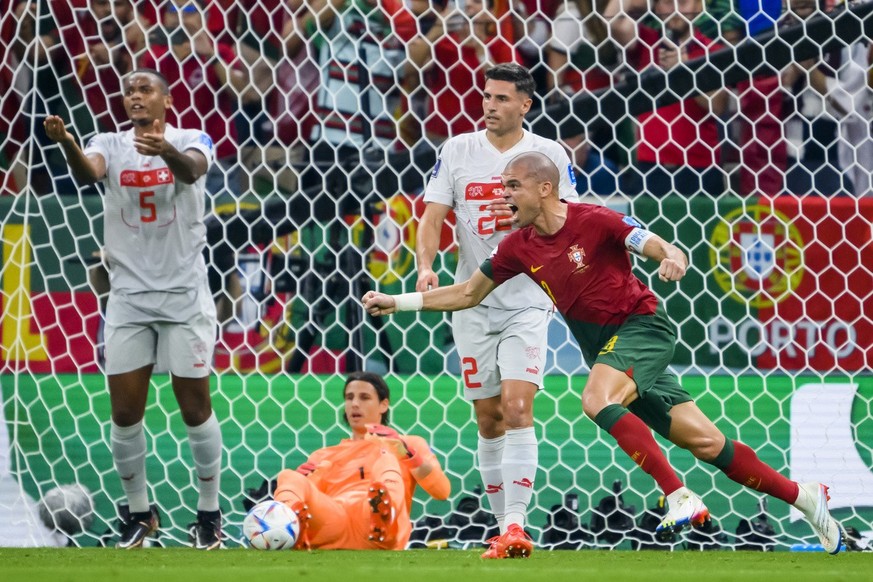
left=1, top=0, right=872, bottom=201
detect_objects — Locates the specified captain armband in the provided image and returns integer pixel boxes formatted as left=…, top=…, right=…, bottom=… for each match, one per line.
left=625, top=227, right=655, bottom=257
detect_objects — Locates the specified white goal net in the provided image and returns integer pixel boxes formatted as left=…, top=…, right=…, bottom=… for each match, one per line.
left=0, top=0, right=871, bottom=551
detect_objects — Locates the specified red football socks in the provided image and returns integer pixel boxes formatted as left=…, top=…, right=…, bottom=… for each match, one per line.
left=609, top=412, right=684, bottom=496
left=723, top=440, right=799, bottom=503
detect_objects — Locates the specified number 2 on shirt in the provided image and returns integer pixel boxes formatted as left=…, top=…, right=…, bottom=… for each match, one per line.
left=477, top=204, right=511, bottom=235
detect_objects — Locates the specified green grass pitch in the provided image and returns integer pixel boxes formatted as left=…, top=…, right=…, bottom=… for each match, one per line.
left=0, top=548, right=867, bottom=582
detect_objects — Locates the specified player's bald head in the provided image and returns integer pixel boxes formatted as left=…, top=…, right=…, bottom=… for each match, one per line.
left=506, top=152, right=560, bottom=194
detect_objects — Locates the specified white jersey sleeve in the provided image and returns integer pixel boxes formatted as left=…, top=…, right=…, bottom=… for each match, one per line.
left=180, top=130, right=216, bottom=171
left=422, top=144, right=456, bottom=207
left=83, top=134, right=111, bottom=169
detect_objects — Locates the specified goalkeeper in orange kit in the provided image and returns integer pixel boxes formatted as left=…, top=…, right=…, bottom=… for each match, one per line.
left=274, top=372, right=451, bottom=549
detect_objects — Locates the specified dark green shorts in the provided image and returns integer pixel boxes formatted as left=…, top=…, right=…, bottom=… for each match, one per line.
left=594, top=304, right=691, bottom=438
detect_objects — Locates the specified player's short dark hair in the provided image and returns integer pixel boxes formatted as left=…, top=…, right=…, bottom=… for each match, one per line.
left=125, top=68, right=170, bottom=94
left=485, top=63, right=536, bottom=98
left=342, top=371, right=390, bottom=425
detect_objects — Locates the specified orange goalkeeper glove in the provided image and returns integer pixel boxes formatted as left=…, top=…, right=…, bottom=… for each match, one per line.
left=365, top=424, right=423, bottom=468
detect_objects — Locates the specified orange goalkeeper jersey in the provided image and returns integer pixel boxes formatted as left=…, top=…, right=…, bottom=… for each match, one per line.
left=303, top=435, right=451, bottom=511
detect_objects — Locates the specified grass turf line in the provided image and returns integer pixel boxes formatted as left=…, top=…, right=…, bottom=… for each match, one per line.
left=0, top=548, right=866, bottom=582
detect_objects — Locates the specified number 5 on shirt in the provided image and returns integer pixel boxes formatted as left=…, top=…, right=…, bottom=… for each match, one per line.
left=139, top=191, right=156, bottom=223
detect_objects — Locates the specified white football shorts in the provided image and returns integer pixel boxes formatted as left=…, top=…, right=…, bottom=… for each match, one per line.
left=452, top=304, right=551, bottom=401
left=104, top=285, right=217, bottom=378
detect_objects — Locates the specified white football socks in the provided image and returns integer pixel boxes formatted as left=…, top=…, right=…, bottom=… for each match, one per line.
left=477, top=433, right=506, bottom=533
left=110, top=419, right=149, bottom=514
left=186, top=411, right=222, bottom=512
left=502, top=427, right=538, bottom=531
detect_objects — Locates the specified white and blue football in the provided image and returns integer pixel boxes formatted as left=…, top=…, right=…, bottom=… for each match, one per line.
left=243, top=500, right=300, bottom=550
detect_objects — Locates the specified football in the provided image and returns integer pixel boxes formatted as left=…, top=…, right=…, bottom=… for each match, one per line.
left=37, top=484, right=94, bottom=536
left=242, top=500, right=300, bottom=550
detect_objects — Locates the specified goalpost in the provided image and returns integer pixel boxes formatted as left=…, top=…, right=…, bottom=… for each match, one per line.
left=0, top=0, right=871, bottom=549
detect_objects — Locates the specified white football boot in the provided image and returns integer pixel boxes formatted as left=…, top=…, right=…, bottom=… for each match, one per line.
left=656, top=486, right=710, bottom=533
left=794, top=482, right=843, bottom=555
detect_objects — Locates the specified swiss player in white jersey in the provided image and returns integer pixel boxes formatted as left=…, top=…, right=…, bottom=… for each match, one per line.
left=415, top=63, right=579, bottom=559
left=44, top=69, right=223, bottom=550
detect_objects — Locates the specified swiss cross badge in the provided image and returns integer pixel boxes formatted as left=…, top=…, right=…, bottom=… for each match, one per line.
left=567, top=244, right=588, bottom=273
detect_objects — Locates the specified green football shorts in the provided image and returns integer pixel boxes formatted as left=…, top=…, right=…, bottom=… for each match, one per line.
left=593, top=304, right=692, bottom=438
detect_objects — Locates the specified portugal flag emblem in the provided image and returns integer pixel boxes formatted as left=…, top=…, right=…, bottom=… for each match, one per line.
left=710, top=204, right=803, bottom=308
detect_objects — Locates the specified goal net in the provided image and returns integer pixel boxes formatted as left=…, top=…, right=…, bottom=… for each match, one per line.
left=0, top=0, right=871, bottom=550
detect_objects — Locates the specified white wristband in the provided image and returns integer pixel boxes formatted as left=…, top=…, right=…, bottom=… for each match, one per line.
left=394, top=292, right=423, bottom=312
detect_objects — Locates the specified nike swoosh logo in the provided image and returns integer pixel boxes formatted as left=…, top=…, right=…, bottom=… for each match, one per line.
left=531, top=265, right=544, bottom=273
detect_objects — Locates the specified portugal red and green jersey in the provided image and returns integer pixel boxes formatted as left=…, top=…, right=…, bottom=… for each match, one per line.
left=482, top=202, right=659, bottom=363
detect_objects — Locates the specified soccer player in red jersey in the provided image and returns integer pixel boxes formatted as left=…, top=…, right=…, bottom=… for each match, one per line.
left=363, top=151, right=844, bottom=555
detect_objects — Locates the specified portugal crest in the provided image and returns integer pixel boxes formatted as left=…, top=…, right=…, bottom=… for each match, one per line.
left=567, top=244, right=589, bottom=274
left=709, top=205, right=804, bottom=308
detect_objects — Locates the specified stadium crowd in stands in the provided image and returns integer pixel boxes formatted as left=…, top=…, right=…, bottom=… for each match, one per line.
left=2, top=0, right=871, bottom=200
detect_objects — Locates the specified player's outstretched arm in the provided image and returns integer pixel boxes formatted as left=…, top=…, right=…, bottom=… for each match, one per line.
left=133, top=120, right=207, bottom=184
left=642, top=234, right=688, bottom=282
left=363, top=269, right=496, bottom=316
left=43, top=115, right=106, bottom=185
